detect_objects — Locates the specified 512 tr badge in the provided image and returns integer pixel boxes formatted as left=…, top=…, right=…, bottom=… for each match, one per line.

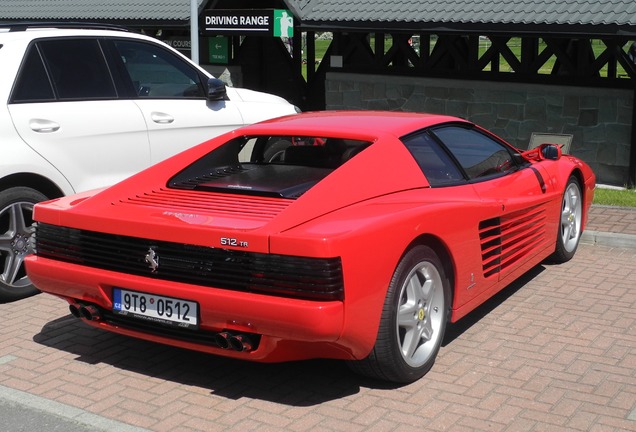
left=220, top=237, right=249, bottom=247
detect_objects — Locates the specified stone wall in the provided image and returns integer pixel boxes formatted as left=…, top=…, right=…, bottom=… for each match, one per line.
left=325, top=72, right=634, bottom=185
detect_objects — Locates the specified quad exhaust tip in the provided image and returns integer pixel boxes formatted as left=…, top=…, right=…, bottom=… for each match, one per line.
left=69, top=303, right=101, bottom=321
left=215, top=331, right=254, bottom=352
left=69, top=303, right=82, bottom=318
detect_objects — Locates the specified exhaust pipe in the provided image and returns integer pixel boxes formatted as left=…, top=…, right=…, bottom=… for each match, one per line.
left=229, top=334, right=253, bottom=352
left=69, top=303, right=82, bottom=319
left=215, top=332, right=232, bottom=349
left=214, top=332, right=254, bottom=352
left=78, top=304, right=101, bottom=321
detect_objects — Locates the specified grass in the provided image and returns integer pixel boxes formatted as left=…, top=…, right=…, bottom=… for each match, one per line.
left=302, top=37, right=630, bottom=79
left=593, top=187, right=636, bottom=207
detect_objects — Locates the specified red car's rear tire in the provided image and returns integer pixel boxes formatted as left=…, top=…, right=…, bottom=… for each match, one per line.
left=348, top=245, right=451, bottom=383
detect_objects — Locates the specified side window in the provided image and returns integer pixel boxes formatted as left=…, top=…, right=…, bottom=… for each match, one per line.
left=38, top=39, right=116, bottom=100
left=113, top=40, right=204, bottom=98
left=401, top=132, right=465, bottom=186
left=432, top=126, right=517, bottom=180
left=10, top=45, right=55, bottom=103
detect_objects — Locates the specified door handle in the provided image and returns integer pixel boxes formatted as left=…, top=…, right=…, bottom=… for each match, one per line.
left=150, top=112, right=174, bottom=124
left=29, top=119, right=60, bottom=133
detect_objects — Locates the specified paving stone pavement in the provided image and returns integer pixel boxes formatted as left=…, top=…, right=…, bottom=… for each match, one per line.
left=586, top=206, right=636, bottom=237
left=582, top=206, right=636, bottom=249
left=0, top=206, right=635, bottom=431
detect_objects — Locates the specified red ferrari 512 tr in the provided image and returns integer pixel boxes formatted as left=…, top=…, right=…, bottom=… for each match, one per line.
left=26, top=111, right=595, bottom=383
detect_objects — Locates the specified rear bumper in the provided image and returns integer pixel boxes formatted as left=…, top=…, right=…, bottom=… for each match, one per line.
left=26, top=256, right=350, bottom=361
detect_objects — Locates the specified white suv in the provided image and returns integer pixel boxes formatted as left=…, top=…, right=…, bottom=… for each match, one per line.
left=0, top=23, right=299, bottom=302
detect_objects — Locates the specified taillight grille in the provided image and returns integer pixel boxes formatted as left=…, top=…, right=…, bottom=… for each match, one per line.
left=35, top=223, right=344, bottom=301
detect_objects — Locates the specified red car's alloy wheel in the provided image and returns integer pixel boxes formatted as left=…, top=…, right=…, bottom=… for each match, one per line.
left=396, top=259, right=447, bottom=368
left=349, top=245, right=451, bottom=383
left=552, top=176, right=583, bottom=263
left=561, top=179, right=583, bottom=253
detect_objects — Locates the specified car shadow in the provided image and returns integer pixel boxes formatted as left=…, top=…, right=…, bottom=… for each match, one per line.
left=33, top=264, right=545, bottom=405
left=443, top=264, right=546, bottom=345
left=33, top=314, right=371, bottom=405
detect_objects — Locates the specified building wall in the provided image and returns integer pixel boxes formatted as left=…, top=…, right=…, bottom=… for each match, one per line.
left=325, top=72, right=634, bottom=185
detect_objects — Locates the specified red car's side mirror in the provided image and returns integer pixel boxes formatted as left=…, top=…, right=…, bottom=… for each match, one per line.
left=540, top=143, right=562, bottom=160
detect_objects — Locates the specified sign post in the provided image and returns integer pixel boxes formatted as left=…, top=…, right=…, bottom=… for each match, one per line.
left=190, top=0, right=199, bottom=63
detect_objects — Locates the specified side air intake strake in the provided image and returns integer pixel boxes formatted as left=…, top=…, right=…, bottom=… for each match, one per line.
left=35, top=224, right=344, bottom=301
left=479, top=204, right=548, bottom=278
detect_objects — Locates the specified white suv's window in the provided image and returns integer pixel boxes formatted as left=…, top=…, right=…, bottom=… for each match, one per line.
left=11, top=38, right=116, bottom=101
left=11, top=46, right=55, bottom=102
left=40, top=39, right=116, bottom=99
left=113, top=40, right=205, bottom=98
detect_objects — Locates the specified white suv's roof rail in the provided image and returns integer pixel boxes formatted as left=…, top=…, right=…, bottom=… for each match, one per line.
left=0, top=22, right=132, bottom=33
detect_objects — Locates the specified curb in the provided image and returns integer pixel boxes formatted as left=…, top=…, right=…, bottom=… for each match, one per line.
left=581, top=230, right=636, bottom=249
left=0, top=384, right=151, bottom=432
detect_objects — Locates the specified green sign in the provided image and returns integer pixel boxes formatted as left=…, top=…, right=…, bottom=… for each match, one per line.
left=208, top=36, right=228, bottom=64
left=273, top=10, right=293, bottom=37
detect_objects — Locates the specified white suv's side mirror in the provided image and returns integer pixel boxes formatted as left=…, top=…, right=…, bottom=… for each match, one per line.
left=207, top=78, right=227, bottom=101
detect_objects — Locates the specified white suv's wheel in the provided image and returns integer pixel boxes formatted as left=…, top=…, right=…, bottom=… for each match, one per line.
left=0, top=187, right=47, bottom=302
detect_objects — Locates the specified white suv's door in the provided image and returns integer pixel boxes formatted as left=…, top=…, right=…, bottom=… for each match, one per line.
left=111, top=39, right=245, bottom=164
left=9, top=101, right=149, bottom=193
left=7, top=38, right=149, bottom=193
left=135, top=98, right=243, bottom=164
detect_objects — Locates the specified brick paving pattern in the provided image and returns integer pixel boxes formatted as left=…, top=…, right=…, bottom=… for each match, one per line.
left=587, top=205, right=636, bottom=236
left=1, top=207, right=635, bottom=431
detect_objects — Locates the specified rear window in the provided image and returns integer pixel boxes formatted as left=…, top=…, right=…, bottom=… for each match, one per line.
left=39, top=39, right=116, bottom=100
left=402, top=132, right=465, bottom=186
left=10, top=45, right=55, bottom=102
left=168, top=136, right=371, bottom=198
left=11, top=38, right=116, bottom=102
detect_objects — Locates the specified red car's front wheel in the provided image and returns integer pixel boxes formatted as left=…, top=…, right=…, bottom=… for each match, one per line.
left=551, top=176, right=583, bottom=263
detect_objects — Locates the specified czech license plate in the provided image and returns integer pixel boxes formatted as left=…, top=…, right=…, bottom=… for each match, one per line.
left=113, top=288, right=198, bottom=329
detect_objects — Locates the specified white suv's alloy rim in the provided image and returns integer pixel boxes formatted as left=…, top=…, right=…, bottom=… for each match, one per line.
left=0, top=201, right=35, bottom=288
